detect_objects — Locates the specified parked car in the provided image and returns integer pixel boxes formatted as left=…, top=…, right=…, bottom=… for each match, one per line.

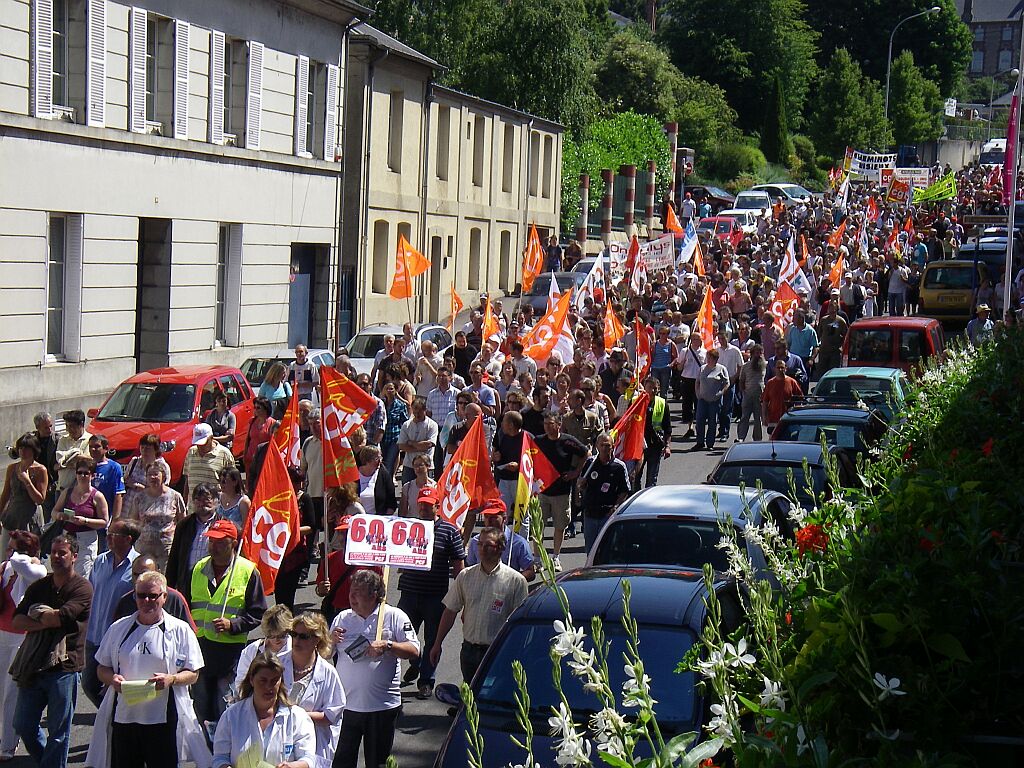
left=751, top=183, right=816, bottom=207
left=811, top=366, right=909, bottom=421
left=685, top=185, right=735, bottom=213
left=86, top=366, right=255, bottom=486
left=918, top=260, right=987, bottom=323
left=706, top=441, right=859, bottom=508
left=733, top=190, right=773, bottom=211
left=695, top=216, right=746, bottom=248
left=716, top=208, right=760, bottom=234
left=843, top=316, right=945, bottom=373
left=585, top=484, right=795, bottom=578
left=513, top=271, right=588, bottom=316
left=955, top=241, right=1016, bottom=276
left=772, top=403, right=889, bottom=459
left=343, top=323, right=453, bottom=376
left=240, top=348, right=335, bottom=389
left=432, top=566, right=745, bottom=768
left=571, top=256, right=598, bottom=276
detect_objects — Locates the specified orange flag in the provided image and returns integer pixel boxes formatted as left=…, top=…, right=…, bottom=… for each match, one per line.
left=634, top=316, right=651, bottom=382
left=604, top=304, right=625, bottom=350
left=273, top=387, right=301, bottom=469
left=771, top=281, right=801, bottom=335
left=482, top=298, right=501, bottom=341
left=827, top=220, right=847, bottom=251
left=664, top=203, right=684, bottom=234
left=798, top=234, right=809, bottom=268
left=522, top=289, right=573, bottom=361
left=828, top=249, right=845, bottom=290
left=694, top=286, right=715, bottom=350
left=389, top=234, right=431, bottom=300
left=436, top=416, right=500, bottom=530
left=241, top=444, right=301, bottom=595
left=320, top=366, right=376, bottom=488
left=447, top=285, right=464, bottom=330
left=611, top=391, right=650, bottom=461
left=522, top=223, right=545, bottom=293
left=693, top=237, right=706, bottom=277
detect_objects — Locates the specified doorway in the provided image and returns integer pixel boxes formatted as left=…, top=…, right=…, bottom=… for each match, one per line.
left=429, top=235, right=442, bottom=321
left=135, top=219, right=172, bottom=371
left=289, top=244, right=316, bottom=348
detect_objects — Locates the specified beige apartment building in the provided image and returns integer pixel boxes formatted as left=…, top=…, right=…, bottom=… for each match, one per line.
left=0, top=0, right=562, bottom=444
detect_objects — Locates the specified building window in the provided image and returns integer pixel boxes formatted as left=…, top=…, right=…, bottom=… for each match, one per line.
left=472, top=115, right=485, bottom=187
left=372, top=220, right=389, bottom=294
left=972, top=50, right=985, bottom=73
left=215, top=225, right=229, bottom=343
left=308, top=63, right=326, bottom=158
left=468, top=227, right=482, bottom=290
left=222, top=39, right=233, bottom=136
left=542, top=135, right=554, bottom=199
left=999, top=49, right=1013, bottom=71
left=142, top=14, right=172, bottom=130
left=52, top=0, right=68, bottom=108
left=387, top=91, right=404, bottom=173
left=46, top=216, right=67, bottom=358
left=1003, top=25, right=1013, bottom=42
left=45, top=213, right=82, bottom=362
left=528, top=131, right=540, bottom=196
left=436, top=106, right=450, bottom=181
left=502, top=124, right=514, bottom=193
left=498, top=230, right=511, bottom=291
left=974, top=27, right=985, bottom=43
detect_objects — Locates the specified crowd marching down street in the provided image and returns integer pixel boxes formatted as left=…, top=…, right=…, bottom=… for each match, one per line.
left=1, top=156, right=1022, bottom=768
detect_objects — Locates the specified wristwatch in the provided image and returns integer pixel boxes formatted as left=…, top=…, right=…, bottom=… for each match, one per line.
left=386, top=640, right=393, bottom=651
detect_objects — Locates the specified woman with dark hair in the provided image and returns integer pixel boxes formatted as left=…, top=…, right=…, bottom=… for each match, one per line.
left=205, top=392, right=237, bottom=447
left=245, top=397, right=277, bottom=472
left=0, top=433, right=48, bottom=554
left=213, top=652, right=315, bottom=768
left=216, top=468, right=250, bottom=530
left=123, top=434, right=171, bottom=514
left=0, top=530, right=45, bottom=760
left=53, top=456, right=109, bottom=576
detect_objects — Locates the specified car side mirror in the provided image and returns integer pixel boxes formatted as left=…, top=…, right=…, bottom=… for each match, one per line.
left=87, top=408, right=98, bottom=418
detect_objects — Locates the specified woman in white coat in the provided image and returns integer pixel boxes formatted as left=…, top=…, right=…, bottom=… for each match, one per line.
left=282, top=613, right=345, bottom=768
left=213, top=652, right=316, bottom=768
left=0, top=531, right=46, bottom=761
left=89, top=570, right=210, bottom=768
left=232, top=604, right=293, bottom=696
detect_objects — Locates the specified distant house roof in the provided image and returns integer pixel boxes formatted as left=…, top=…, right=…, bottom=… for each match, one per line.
left=350, top=23, right=443, bottom=71
left=957, top=0, right=1022, bottom=23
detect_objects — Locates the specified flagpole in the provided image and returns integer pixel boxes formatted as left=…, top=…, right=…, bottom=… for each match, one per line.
left=374, top=566, right=391, bottom=641
left=219, top=548, right=240, bottom=620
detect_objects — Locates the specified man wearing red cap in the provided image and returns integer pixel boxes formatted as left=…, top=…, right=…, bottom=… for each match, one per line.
left=396, top=484, right=465, bottom=700
left=315, top=516, right=381, bottom=623
left=466, top=499, right=535, bottom=581
left=181, top=519, right=266, bottom=739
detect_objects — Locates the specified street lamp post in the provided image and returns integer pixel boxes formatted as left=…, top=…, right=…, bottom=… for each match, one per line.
left=989, top=68, right=1019, bottom=142
left=884, top=6, right=942, bottom=120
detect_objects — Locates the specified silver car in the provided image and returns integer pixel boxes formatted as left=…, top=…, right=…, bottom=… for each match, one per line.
left=343, top=323, right=453, bottom=376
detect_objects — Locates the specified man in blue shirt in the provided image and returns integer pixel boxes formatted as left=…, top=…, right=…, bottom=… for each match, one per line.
left=81, top=517, right=140, bottom=706
left=88, top=434, right=125, bottom=555
left=466, top=500, right=535, bottom=581
left=784, top=309, right=819, bottom=381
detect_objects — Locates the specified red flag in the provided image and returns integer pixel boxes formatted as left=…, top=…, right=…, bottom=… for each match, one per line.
left=513, top=432, right=560, bottom=525
left=320, top=366, right=376, bottom=488
left=885, top=228, right=901, bottom=256
left=634, top=316, right=651, bottom=382
left=694, top=286, right=715, bottom=350
left=664, top=203, right=684, bottom=234
left=522, top=289, right=573, bottom=361
left=986, top=164, right=1001, bottom=189
left=827, top=220, right=847, bottom=251
left=771, top=281, right=801, bottom=335
left=436, top=417, right=500, bottom=530
left=828, top=250, right=845, bottom=290
left=902, top=214, right=915, bottom=240
left=273, top=387, right=301, bottom=469
left=522, top=223, right=545, bottom=293
left=624, top=235, right=640, bottom=274
left=604, top=304, right=625, bottom=350
left=611, top=391, right=649, bottom=461
left=389, top=234, right=431, bottom=300
left=865, top=197, right=879, bottom=224
left=241, top=444, right=301, bottom=595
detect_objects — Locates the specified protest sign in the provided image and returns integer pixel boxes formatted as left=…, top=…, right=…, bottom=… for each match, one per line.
left=345, top=513, right=434, bottom=570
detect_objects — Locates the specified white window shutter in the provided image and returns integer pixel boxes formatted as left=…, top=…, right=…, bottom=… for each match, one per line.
left=245, top=41, right=263, bottom=150
left=293, top=55, right=309, bottom=156
left=324, top=63, right=339, bottom=161
left=86, top=0, right=106, bottom=126
left=63, top=215, right=84, bottom=363
left=32, top=0, right=54, bottom=118
left=208, top=30, right=225, bottom=144
left=224, top=224, right=243, bottom=347
left=173, top=20, right=189, bottom=139
left=129, top=7, right=147, bottom=133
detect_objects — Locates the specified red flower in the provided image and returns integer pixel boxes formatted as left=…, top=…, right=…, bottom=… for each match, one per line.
left=981, top=437, right=994, bottom=457
left=991, top=530, right=1006, bottom=544
left=785, top=611, right=793, bottom=626
left=700, top=761, right=720, bottom=768
left=796, top=524, right=829, bottom=556
left=902, top=443, right=914, bottom=461
left=919, top=526, right=942, bottom=553
left=950, top=448, right=959, bottom=460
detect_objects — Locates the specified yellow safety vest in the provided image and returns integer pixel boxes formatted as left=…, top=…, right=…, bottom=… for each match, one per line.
left=190, top=555, right=257, bottom=644
left=651, top=397, right=666, bottom=428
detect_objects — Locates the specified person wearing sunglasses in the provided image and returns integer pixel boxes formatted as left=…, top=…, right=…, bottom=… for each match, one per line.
left=92, top=570, right=208, bottom=768
left=52, top=456, right=109, bottom=577
left=282, top=613, right=345, bottom=768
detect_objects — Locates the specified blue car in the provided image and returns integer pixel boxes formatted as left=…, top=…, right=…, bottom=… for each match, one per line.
left=433, top=567, right=744, bottom=768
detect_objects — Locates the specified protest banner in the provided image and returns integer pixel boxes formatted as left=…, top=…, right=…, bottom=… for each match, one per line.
left=345, top=513, right=434, bottom=570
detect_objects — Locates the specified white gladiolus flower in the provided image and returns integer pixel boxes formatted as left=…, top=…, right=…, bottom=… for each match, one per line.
left=548, top=701, right=575, bottom=737
left=759, top=676, right=786, bottom=712
left=796, top=724, right=809, bottom=756
left=552, top=618, right=585, bottom=658
left=873, top=672, right=907, bottom=700
left=590, top=708, right=628, bottom=759
left=723, top=638, right=756, bottom=668
left=695, top=649, right=727, bottom=679
left=622, top=662, right=655, bottom=708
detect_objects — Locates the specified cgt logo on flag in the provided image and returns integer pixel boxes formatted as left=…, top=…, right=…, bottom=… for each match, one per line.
left=247, top=491, right=294, bottom=571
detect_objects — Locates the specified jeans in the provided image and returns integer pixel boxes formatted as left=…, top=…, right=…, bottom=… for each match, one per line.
left=642, top=447, right=663, bottom=488
left=737, top=397, right=763, bottom=441
left=459, top=642, right=490, bottom=685
left=888, top=293, right=906, bottom=316
left=497, top=478, right=518, bottom=515
left=583, top=514, right=611, bottom=554
left=194, top=640, right=241, bottom=737
left=652, top=367, right=672, bottom=398
left=381, top=441, right=400, bottom=476
left=14, top=668, right=79, bottom=768
left=396, top=591, right=445, bottom=685
left=717, top=388, right=735, bottom=439
left=695, top=399, right=720, bottom=449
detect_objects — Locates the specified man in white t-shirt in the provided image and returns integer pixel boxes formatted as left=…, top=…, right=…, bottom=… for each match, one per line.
left=329, top=570, right=419, bottom=768
left=288, top=345, right=320, bottom=402
left=715, top=327, right=745, bottom=442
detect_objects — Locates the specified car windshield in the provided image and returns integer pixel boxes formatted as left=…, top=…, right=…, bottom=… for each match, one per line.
left=476, top=621, right=697, bottom=729
left=848, top=330, right=892, bottom=363
left=775, top=422, right=864, bottom=451
left=696, top=220, right=717, bottom=232
left=924, top=267, right=975, bottom=289
left=96, top=383, right=197, bottom=423
left=593, top=519, right=731, bottom=570
left=735, top=196, right=763, bottom=208
left=711, top=464, right=824, bottom=504
left=782, top=185, right=813, bottom=198
left=816, top=377, right=892, bottom=397
left=347, top=334, right=389, bottom=358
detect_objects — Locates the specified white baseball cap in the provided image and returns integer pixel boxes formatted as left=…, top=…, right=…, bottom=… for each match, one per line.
left=192, top=423, right=214, bottom=446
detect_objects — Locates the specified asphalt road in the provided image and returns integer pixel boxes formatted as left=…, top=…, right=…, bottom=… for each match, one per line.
left=6, top=407, right=726, bottom=768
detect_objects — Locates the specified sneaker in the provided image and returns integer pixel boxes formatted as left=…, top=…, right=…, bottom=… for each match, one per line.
left=417, top=682, right=434, bottom=700
left=553, top=556, right=563, bottom=572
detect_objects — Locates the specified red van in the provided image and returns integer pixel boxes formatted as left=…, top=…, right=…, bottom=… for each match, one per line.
left=842, top=317, right=945, bottom=374
left=87, top=366, right=255, bottom=486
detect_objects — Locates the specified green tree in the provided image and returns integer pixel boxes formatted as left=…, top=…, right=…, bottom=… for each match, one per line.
left=888, top=51, right=945, bottom=144
left=761, top=73, right=792, bottom=164
left=657, top=0, right=818, bottom=131
left=808, top=48, right=891, bottom=158
left=805, top=0, right=972, bottom=98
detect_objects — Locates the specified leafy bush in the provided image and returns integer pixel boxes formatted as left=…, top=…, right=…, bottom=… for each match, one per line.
left=703, top=143, right=768, bottom=182
left=791, top=134, right=815, bottom=170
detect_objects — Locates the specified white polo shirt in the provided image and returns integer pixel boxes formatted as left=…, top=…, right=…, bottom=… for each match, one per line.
left=330, top=605, right=419, bottom=712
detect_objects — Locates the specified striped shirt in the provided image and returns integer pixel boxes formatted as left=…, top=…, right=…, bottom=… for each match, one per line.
left=183, top=443, right=236, bottom=490
left=425, top=386, right=458, bottom=425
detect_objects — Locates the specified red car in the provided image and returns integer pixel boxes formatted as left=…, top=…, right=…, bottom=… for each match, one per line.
left=695, top=216, right=745, bottom=249
left=87, top=366, right=255, bottom=487
left=842, top=316, right=945, bottom=374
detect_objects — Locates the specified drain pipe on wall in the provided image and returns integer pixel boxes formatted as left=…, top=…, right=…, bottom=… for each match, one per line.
left=418, top=76, right=434, bottom=321
left=333, top=18, right=360, bottom=349
left=519, top=118, right=534, bottom=294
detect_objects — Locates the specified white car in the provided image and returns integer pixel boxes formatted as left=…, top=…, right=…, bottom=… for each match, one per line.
left=733, top=190, right=773, bottom=212
left=343, top=323, right=453, bottom=376
left=751, top=183, right=816, bottom=208
left=716, top=208, right=760, bottom=234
